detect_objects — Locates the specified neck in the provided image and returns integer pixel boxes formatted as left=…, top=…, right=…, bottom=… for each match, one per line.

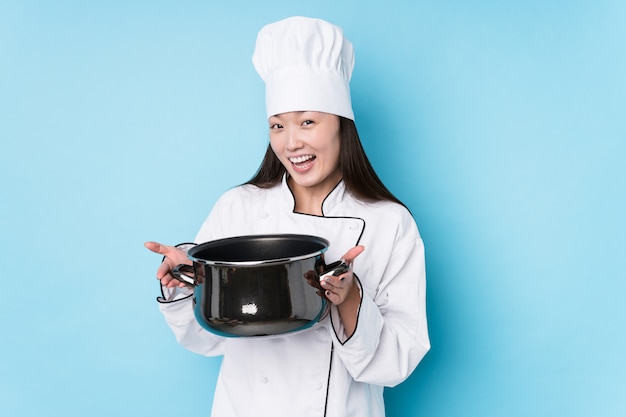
left=288, top=176, right=341, bottom=216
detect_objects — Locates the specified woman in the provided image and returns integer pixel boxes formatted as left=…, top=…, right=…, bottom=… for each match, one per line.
left=145, top=16, right=429, bottom=417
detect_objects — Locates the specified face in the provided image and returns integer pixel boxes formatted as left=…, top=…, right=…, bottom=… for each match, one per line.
left=269, top=111, right=342, bottom=197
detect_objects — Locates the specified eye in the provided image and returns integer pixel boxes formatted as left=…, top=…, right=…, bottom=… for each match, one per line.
left=302, top=120, right=314, bottom=126
left=269, top=123, right=283, bottom=130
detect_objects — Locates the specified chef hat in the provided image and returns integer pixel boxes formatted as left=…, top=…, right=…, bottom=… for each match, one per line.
left=252, top=16, right=355, bottom=120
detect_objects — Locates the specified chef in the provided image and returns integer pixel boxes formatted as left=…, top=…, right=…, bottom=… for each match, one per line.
left=145, top=16, right=430, bottom=417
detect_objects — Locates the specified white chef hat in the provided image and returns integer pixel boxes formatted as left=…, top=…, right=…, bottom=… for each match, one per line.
left=252, top=16, right=355, bottom=120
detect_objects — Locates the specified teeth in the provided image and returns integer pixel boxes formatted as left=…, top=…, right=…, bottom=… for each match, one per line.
left=290, top=155, right=314, bottom=164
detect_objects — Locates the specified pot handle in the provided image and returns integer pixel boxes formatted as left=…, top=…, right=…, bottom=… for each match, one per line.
left=171, top=264, right=196, bottom=287
left=311, top=260, right=350, bottom=321
left=320, top=259, right=350, bottom=280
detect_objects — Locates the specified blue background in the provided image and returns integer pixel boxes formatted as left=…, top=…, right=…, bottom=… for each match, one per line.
left=1, top=1, right=625, bottom=416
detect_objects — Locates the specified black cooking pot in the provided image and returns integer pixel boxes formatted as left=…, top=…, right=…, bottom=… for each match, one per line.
left=171, top=234, right=348, bottom=337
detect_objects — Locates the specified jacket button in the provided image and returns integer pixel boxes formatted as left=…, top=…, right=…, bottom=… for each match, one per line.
left=259, top=211, right=269, bottom=219
left=259, top=377, right=268, bottom=384
left=313, top=381, right=323, bottom=390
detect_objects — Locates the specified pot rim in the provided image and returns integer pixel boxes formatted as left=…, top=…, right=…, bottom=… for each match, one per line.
left=187, top=233, right=329, bottom=267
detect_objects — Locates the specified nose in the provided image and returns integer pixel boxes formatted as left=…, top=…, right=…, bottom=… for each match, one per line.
left=285, top=127, right=303, bottom=151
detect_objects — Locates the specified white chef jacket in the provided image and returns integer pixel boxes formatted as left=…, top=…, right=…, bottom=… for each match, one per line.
left=158, top=176, right=429, bottom=417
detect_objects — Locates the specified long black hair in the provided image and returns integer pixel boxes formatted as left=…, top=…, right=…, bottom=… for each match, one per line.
left=245, top=117, right=405, bottom=207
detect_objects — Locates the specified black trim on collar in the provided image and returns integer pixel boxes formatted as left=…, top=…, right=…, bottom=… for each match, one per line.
left=285, top=174, right=344, bottom=216
left=320, top=180, right=343, bottom=216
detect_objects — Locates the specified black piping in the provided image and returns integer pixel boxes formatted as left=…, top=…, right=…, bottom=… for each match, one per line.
left=156, top=293, right=193, bottom=304
left=155, top=242, right=196, bottom=303
left=330, top=273, right=364, bottom=345
left=285, top=175, right=343, bottom=217
left=323, top=342, right=334, bottom=417
left=320, top=180, right=343, bottom=217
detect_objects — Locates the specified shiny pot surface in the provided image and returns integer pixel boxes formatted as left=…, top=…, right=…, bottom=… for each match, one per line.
left=172, top=234, right=346, bottom=338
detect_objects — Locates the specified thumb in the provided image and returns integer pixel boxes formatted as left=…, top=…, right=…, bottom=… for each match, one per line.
left=341, top=245, right=365, bottom=264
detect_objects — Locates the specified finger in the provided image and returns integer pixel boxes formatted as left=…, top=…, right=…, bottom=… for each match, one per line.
left=156, top=261, right=173, bottom=280
left=324, top=289, right=342, bottom=305
left=159, top=273, right=173, bottom=286
left=321, top=276, right=352, bottom=294
left=167, top=278, right=186, bottom=288
left=144, top=241, right=173, bottom=256
left=321, top=274, right=344, bottom=288
left=340, top=245, right=365, bottom=264
left=160, top=273, right=184, bottom=288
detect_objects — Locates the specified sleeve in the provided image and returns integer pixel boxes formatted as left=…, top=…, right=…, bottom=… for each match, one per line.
left=154, top=207, right=234, bottom=356
left=155, top=186, right=255, bottom=356
left=329, top=212, right=430, bottom=387
left=157, top=293, right=227, bottom=356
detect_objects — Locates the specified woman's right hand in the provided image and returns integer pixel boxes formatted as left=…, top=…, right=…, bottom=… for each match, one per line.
left=144, top=241, right=191, bottom=288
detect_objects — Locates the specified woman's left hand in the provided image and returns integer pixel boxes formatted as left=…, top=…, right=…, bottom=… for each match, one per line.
left=319, top=245, right=364, bottom=306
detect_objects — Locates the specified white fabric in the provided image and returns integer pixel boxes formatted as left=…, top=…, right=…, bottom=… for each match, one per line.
left=252, top=16, right=355, bottom=120
left=158, top=177, right=430, bottom=417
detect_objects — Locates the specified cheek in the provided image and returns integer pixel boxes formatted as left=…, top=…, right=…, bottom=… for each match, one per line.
left=268, top=137, right=282, bottom=155
left=269, top=139, right=289, bottom=167
left=328, top=138, right=342, bottom=167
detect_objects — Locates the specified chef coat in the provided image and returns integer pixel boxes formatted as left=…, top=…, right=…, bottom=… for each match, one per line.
left=158, top=176, right=430, bottom=417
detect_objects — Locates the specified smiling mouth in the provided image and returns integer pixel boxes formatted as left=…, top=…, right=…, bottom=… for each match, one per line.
left=289, top=155, right=316, bottom=167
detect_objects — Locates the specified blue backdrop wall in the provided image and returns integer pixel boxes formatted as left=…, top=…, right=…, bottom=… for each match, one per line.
left=1, top=1, right=624, bottom=416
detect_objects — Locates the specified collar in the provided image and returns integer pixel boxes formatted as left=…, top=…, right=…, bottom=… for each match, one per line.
left=280, top=174, right=347, bottom=216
